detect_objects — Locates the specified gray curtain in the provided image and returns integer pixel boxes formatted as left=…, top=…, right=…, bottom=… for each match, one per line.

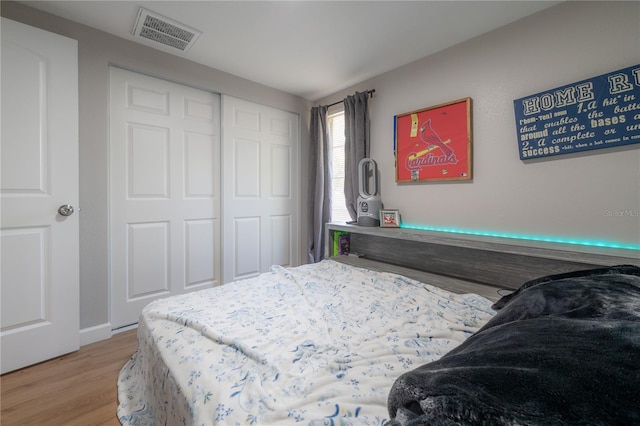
left=307, top=105, right=331, bottom=263
left=343, top=91, right=371, bottom=220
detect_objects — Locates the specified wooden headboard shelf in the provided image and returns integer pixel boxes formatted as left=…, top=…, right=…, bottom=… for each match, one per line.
left=325, top=223, right=639, bottom=300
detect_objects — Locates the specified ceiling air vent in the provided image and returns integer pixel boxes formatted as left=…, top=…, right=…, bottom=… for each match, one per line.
left=132, top=8, right=201, bottom=52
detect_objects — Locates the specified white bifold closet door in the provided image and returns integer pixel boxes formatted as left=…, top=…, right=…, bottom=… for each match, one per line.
left=222, top=96, right=300, bottom=283
left=1, top=18, right=79, bottom=373
left=109, top=67, right=221, bottom=329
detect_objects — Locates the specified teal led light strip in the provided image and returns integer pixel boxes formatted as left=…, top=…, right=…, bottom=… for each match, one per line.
left=401, top=223, right=640, bottom=251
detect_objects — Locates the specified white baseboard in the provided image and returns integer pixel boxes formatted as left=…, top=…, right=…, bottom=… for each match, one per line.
left=79, top=323, right=113, bottom=346
left=80, top=322, right=139, bottom=347
left=113, top=323, right=139, bottom=334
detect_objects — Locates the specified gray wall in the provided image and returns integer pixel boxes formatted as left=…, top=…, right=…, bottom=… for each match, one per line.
left=318, top=1, right=640, bottom=250
left=1, top=2, right=312, bottom=333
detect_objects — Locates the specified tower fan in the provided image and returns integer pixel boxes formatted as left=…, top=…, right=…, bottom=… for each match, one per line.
left=356, top=158, right=382, bottom=226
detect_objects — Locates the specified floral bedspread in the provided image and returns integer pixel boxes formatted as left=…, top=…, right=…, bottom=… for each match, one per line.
left=117, top=260, right=494, bottom=425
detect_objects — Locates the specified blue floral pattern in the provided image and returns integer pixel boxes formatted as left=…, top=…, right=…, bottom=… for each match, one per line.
left=117, top=260, right=494, bottom=425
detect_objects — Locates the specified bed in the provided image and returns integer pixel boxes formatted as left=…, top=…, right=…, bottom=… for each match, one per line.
left=117, top=224, right=640, bottom=425
left=117, top=260, right=495, bottom=425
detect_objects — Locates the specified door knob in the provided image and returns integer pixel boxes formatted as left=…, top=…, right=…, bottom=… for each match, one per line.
left=58, top=204, right=75, bottom=216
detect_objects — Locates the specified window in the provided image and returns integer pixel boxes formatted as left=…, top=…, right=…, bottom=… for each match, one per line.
left=328, top=111, right=351, bottom=222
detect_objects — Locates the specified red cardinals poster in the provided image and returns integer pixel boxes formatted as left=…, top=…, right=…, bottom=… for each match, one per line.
left=395, top=98, right=472, bottom=182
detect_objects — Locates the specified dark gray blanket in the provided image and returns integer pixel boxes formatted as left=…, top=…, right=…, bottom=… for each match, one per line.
left=387, top=265, right=640, bottom=425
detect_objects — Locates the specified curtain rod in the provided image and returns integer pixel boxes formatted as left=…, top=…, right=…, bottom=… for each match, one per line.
left=323, top=89, right=375, bottom=108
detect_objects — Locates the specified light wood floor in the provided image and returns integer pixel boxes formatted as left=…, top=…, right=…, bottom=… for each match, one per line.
left=1, top=329, right=138, bottom=426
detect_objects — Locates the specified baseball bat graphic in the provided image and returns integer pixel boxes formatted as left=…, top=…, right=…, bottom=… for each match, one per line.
left=408, top=139, right=451, bottom=161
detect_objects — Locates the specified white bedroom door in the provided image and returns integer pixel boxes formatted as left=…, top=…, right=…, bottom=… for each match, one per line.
left=222, top=96, right=299, bottom=283
left=1, top=18, right=79, bottom=374
left=110, top=67, right=221, bottom=329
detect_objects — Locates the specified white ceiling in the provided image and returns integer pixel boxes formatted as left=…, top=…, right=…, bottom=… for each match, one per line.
left=19, top=1, right=560, bottom=101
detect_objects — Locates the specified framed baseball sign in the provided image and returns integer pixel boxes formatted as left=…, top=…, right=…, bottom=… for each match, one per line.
left=394, top=97, right=472, bottom=182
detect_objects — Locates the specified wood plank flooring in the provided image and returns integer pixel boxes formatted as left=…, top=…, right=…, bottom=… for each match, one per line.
left=1, top=329, right=137, bottom=426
